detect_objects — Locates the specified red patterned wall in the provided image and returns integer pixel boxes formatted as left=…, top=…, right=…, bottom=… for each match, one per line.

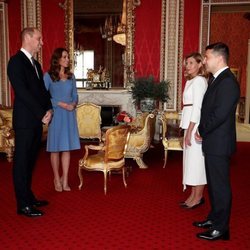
left=41, top=0, right=65, bottom=72
left=183, top=0, right=201, bottom=57
left=7, top=0, right=65, bottom=71
left=134, top=0, right=162, bottom=80
left=134, top=0, right=201, bottom=85
left=8, top=0, right=21, bottom=58
left=210, top=12, right=250, bottom=96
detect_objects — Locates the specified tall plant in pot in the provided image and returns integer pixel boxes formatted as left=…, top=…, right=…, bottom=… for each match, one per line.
left=130, top=75, right=170, bottom=112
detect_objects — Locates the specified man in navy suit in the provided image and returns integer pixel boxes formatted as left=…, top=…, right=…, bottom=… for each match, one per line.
left=7, top=27, right=53, bottom=217
left=194, top=42, right=240, bottom=240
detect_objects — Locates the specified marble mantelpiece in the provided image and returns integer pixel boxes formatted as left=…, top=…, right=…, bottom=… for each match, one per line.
left=77, top=89, right=136, bottom=116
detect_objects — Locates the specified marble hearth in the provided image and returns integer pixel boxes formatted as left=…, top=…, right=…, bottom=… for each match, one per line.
left=77, top=89, right=136, bottom=117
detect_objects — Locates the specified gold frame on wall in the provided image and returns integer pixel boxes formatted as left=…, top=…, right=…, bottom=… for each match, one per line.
left=63, top=0, right=139, bottom=88
left=160, top=0, right=184, bottom=111
left=0, top=0, right=10, bottom=106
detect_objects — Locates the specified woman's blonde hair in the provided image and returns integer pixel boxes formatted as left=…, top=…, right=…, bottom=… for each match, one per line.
left=183, top=52, right=208, bottom=80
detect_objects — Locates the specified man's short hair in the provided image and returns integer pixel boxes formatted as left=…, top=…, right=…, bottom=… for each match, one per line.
left=206, top=42, right=229, bottom=64
left=21, top=27, right=37, bottom=41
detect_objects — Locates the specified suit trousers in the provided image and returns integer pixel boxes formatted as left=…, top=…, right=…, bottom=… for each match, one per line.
left=205, top=154, right=232, bottom=232
left=13, top=126, right=43, bottom=209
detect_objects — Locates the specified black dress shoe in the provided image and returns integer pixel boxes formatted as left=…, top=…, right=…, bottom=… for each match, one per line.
left=17, top=206, right=43, bottom=217
left=193, top=219, right=213, bottom=228
left=33, top=200, right=49, bottom=207
left=197, top=229, right=230, bottom=241
left=183, top=197, right=205, bottom=209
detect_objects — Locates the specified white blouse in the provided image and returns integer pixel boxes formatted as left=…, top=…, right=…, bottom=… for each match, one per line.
left=180, top=75, right=207, bottom=129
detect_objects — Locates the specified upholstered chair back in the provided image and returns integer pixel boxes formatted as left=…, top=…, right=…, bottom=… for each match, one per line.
left=76, top=103, right=102, bottom=141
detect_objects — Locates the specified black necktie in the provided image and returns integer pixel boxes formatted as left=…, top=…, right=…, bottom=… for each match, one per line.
left=31, top=57, right=39, bottom=78
left=208, top=75, right=215, bottom=86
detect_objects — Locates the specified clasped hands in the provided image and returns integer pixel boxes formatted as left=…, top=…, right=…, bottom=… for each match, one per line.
left=58, top=101, right=76, bottom=111
left=184, top=130, right=203, bottom=148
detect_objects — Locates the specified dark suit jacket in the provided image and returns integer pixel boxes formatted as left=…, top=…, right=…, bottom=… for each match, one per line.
left=7, top=50, right=52, bottom=129
left=198, top=68, right=240, bottom=156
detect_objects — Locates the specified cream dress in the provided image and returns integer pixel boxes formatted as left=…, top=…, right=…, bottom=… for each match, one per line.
left=180, top=75, right=207, bottom=190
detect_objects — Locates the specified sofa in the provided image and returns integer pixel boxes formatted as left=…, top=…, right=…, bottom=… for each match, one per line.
left=0, top=106, right=48, bottom=162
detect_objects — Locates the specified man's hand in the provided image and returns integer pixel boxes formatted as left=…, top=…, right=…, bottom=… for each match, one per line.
left=42, top=110, right=53, bottom=125
left=194, top=130, right=202, bottom=143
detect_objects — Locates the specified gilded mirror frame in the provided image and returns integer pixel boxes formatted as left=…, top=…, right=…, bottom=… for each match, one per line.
left=63, top=0, right=138, bottom=88
left=0, top=1, right=9, bottom=105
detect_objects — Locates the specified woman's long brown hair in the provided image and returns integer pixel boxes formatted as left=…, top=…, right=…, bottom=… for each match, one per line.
left=48, top=48, right=73, bottom=82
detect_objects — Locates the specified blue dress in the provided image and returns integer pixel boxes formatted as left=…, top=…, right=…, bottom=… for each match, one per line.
left=44, top=73, right=80, bottom=152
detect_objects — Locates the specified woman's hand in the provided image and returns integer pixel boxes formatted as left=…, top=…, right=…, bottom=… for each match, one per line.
left=184, top=130, right=192, bottom=147
left=58, top=102, right=75, bottom=111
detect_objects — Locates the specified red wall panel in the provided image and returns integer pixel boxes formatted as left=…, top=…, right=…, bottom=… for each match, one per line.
left=41, top=0, right=65, bottom=72
left=183, top=0, right=201, bottom=57
left=8, top=0, right=21, bottom=57
left=134, top=0, right=162, bottom=80
left=210, top=12, right=250, bottom=96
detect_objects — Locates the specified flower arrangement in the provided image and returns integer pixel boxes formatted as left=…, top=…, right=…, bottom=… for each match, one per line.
left=114, top=111, right=133, bottom=124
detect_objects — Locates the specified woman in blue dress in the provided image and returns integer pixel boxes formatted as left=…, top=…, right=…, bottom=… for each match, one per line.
left=44, top=48, right=80, bottom=192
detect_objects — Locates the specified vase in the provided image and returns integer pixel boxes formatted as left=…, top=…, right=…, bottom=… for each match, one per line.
left=140, top=98, right=155, bottom=112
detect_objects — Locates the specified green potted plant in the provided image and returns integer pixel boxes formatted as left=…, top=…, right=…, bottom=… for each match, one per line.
left=130, top=75, right=170, bottom=111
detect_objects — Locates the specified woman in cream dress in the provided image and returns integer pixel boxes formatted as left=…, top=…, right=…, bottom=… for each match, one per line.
left=180, top=52, right=208, bottom=208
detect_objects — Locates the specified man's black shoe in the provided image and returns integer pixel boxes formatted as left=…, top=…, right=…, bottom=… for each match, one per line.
left=32, top=200, right=49, bottom=207
left=197, top=229, right=230, bottom=241
left=17, top=206, right=43, bottom=217
left=193, top=219, right=213, bottom=228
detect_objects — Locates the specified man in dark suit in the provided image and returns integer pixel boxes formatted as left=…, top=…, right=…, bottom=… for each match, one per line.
left=194, top=42, right=240, bottom=240
left=7, top=27, right=53, bottom=217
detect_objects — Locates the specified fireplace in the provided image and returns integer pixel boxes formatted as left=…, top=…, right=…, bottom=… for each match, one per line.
left=78, top=89, right=136, bottom=124
left=101, top=105, right=120, bottom=127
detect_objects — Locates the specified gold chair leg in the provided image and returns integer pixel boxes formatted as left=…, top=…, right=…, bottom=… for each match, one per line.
left=104, top=170, right=107, bottom=195
left=78, top=167, right=83, bottom=190
left=163, top=149, right=168, bottom=168
left=135, top=156, right=148, bottom=169
left=122, top=167, right=127, bottom=188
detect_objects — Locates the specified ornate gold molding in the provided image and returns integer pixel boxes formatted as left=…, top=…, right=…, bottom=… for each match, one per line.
left=0, top=1, right=10, bottom=105
left=160, top=0, right=184, bottom=111
left=63, top=0, right=138, bottom=88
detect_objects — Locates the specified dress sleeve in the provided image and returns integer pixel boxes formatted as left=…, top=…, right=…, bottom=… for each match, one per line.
left=43, top=73, right=59, bottom=108
left=190, top=77, right=207, bottom=123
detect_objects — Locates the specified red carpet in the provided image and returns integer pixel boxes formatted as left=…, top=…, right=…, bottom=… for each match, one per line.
left=0, top=141, right=249, bottom=249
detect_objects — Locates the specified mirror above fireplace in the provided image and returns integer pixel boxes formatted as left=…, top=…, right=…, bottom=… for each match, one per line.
left=63, top=0, right=141, bottom=89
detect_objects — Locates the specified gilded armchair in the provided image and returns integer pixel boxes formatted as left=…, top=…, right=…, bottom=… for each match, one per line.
left=76, top=103, right=102, bottom=141
left=78, top=125, right=130, bottom=194
left=160, top=111, right=183, bottom=168
left=125, top=112, right=156, bottom=169
left=0, top=107, right=14, bottom=162
left=0, top=106, right=48, bottom=162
